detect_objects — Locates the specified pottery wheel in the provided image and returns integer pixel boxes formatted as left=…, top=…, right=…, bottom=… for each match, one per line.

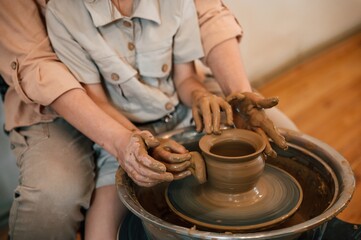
left=165, top=164, right=303, bottom=231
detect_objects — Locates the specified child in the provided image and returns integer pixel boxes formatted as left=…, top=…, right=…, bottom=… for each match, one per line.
left=46, top=0, right=232, bottom=238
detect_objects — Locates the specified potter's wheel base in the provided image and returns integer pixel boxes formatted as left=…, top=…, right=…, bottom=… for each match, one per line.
left=166, top=164, right=303, bottom=231
left=119, top=212, right=352, bottom=240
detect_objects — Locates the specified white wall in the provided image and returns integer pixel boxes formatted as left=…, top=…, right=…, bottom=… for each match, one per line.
left=223, top=0, right=361, bottom=84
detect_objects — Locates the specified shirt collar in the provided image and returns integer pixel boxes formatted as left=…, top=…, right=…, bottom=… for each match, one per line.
left=83, top=0, right=161, bottom=27
left=133, top=0, right=161, bottom=24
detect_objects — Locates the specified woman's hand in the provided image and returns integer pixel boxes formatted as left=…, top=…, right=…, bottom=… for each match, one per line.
left=119, top=131, right=174, bottom=187
left=227, top=92, right=288, bottom=157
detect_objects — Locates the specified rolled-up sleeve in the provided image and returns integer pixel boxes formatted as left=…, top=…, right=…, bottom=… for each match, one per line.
left=194, top=0, right=243, bottom=64
left=172, top=0, right=204, bottom=64
left=0, top=0, right=83, bottom=106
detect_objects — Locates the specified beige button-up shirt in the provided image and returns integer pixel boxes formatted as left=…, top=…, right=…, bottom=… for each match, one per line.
left=46, top=0, right=204, bottom=122
left=0, top=0, right=242, bottom=130
left=0, top=0, right=84, bottom=131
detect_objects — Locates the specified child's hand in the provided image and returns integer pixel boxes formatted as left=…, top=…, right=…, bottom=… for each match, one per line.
left=191, top=90, right=233, bottom=134
left=120, top=131, right=174, bottom=187
left=226, top=92, right=288, bottom=158
left=151, top=138, right=192, bottom=180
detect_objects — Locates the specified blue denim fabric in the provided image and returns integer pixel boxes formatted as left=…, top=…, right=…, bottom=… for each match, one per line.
left=136, top=103, right=192, bottom=136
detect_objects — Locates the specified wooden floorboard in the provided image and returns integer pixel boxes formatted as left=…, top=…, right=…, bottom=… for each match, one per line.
left=258, top=31, right=361, bottom=224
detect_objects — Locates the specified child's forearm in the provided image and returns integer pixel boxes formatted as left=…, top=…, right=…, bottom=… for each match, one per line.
left=173, top=61, right=208, bottom=107
left=82, top=83, right=138, bottom=132
left=176, top=75, right=207, bottom=107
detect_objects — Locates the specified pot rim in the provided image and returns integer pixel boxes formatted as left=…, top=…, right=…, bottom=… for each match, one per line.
left=199, top=128, right=266, bottom=161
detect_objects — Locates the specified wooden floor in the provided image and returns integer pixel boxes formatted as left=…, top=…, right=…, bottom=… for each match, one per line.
left=258, top=30, right=361, bottom=224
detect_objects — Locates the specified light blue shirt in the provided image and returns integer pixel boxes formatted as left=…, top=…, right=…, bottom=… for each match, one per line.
left=46, top=0, right=204, bottom=122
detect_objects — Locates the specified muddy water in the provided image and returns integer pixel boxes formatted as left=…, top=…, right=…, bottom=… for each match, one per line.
left=134, top=143, right=335, bottom=233
left=210, top=140, right=255, bottom=157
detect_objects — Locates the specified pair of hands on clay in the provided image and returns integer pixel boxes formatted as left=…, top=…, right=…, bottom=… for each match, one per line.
left=119, top=90, right=227, bottom=187
left=150, top=90, right=290, bottom=185
left=191, top=89, right=233, bottom=135
left=120, top=90, right=288, bottom=187
left=120, top=130, right=206, bottom=187
left=192, top=90, right=288, bottom=158
left=226, top=92, right=288, bottom=158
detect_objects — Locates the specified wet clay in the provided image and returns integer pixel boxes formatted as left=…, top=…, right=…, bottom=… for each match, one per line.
left=165, top=164, right=302, bottom=231
left=117, top=127, right=352, bottom=239
left=134, top=152, right=334, bottom=233
left=198, top=129, right=266, bottom=194
left=188, top=151, right=207, bottom=184
left=163, top=129, right=303, bottom=231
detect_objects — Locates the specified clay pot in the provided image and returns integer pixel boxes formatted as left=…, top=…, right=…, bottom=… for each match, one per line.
left=165, top=128, right=303, bottom=231
left=199, top=128, right=266, bottom=196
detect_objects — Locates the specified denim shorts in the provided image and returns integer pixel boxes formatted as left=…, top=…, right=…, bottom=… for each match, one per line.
left=93, top=143, right=120, bottom=188
left=135, top=103, right=193, bottom=135
left=94, top=104, right=194, bottom=188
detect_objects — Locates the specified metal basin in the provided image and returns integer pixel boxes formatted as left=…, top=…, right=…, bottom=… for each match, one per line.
left=116, top=127, right=355, bottom=240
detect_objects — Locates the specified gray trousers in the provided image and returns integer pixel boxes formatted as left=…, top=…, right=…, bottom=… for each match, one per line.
left=8, top=118, right=95, bottom=240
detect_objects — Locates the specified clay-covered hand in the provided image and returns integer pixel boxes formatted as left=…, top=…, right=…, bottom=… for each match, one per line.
left=121, top=131, right=174, bottom=187
left=188, top=152, right=207, bottom=184
left=151, top=138, right=193, bottom=180
left=192, top=89, right=233, bottom=135
left=226, top=92, right=288, bottom=158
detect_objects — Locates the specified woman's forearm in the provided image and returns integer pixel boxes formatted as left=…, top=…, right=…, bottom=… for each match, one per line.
left=50, top=88, right=132, bottom=158
left=207, top=38, right=252, bottom=95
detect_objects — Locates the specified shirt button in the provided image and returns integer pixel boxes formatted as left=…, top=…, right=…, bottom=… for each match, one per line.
left=111, top=73, right=119, bottom=81
left=165, top=102, right=173, bottom=111
left=128, top=42, right=135, bottom=51
left=123, top=21, right=132, bottom=28
left=11, top=61, right=17, bottom=70
left=161, top=64, right=168, bottom=72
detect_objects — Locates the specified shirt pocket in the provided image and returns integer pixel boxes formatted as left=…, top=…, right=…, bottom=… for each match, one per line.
left=96, top=55, right=140, bottom=113
left=101, top=80, right=143, bottom=116
left=105, top=76, right=177, bottom=123
left=136, top=39, right=173, bottom=78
